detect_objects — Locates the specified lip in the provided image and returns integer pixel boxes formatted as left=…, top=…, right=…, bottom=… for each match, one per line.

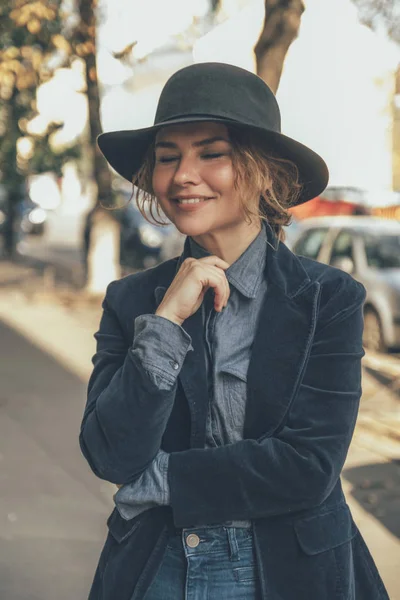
left=171, top=196, right=214, bottom=212
left=174, top=199, right=213, bottom=212
left=172, top=195, right=214, bottom=201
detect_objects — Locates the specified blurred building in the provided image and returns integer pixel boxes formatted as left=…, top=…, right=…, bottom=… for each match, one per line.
left=290, top=187, right=371, bottom=221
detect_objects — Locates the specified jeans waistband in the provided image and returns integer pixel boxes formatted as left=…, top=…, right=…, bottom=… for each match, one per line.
left=170, top=525, right=253, bottom=558
left=174, top=521, right=251, bottom=535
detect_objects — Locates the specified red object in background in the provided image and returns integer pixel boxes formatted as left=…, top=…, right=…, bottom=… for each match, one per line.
left=289, top=196, right=370, bottom=220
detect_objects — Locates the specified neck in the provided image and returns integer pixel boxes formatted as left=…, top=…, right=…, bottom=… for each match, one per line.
left=192, top=220, right=262, bottom=265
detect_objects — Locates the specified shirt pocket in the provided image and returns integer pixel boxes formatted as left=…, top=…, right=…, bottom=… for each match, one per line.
left=221, top=368, right=247, bottom=429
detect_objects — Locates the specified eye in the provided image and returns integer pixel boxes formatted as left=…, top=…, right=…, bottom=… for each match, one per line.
left=202, top=152, right=224, bottom=159
left=156, top=156, right=178, bottom=164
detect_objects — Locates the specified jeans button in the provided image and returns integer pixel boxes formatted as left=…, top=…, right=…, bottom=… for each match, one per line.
left=186, top=533, right=200, bottom=548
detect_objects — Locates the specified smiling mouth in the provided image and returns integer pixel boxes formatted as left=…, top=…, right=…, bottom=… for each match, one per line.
left=173, top=197, right=213, bottom=204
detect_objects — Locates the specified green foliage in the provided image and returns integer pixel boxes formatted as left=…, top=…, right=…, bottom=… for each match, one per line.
left=0, top=0, right=81, bottom=194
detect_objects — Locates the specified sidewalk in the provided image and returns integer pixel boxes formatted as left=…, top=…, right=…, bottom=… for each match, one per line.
left=1, top=258, right=398, bottom=442
left=0, top=260, right=100, bottom=382
left=0, top=259, right=399, bottom=598
left=360, top=352, right=400, bottom=447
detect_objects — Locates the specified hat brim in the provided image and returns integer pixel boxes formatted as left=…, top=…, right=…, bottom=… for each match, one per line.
left=97, top=116, right=328, bottom=205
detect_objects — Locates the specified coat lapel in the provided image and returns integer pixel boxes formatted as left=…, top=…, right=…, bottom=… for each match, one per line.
left=154, top=229, right=321, bottom=445
left=154, top=238, right=209, bottom=449
left=244, top=234, right=321, bottom=439
left=177, top=309, right=209, bottom=448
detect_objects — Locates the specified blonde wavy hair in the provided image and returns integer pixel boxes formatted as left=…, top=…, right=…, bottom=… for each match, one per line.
left=132, top=125, right=302, bottom=243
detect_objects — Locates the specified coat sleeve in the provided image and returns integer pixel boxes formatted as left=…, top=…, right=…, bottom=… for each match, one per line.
left=168, top=276, right=366, bottom=527
left=79, top=280, right=191, bottom=485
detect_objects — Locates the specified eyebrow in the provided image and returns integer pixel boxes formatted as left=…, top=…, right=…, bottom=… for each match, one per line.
left=154, top=136, right=230, bottom=149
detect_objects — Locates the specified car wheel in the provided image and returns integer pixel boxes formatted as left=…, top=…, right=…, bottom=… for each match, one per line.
left=363, top=307, right=385, bottom=353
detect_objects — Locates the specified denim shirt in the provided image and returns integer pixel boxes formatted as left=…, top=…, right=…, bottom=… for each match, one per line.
left=115, top=225, right=268, bottom=523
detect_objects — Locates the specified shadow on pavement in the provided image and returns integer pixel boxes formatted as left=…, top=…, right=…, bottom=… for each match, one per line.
left=344, top=460, right=400, bottom=539
left=0, top=316, right=105, bottom=498
left=364, top=366, right=400, bottom=400
left=0, top=318, right=109, bottom=600
left=364, top=367, right=400, bottom=398
left=0, top=258, right=40, bottom=289
left=0, top=254, right=84, bottom=291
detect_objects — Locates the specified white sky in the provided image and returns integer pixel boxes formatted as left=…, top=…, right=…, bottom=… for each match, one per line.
left=99, top=0, right=209, bottom=61
left=36, top=0, right=400, bottom=198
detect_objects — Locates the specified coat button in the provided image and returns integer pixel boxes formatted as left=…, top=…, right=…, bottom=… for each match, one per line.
left=186, top=533, right=200, bottom=548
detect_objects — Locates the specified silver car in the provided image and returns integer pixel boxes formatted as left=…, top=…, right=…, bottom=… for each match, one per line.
left=290, top=216, right=400, bottom=352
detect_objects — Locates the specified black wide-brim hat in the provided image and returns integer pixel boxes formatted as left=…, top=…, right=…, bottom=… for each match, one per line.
left=98, top=62, right=328, bottom=205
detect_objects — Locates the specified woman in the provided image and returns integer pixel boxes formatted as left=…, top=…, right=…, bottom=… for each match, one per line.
left=80, top=63, right=389, bottom=600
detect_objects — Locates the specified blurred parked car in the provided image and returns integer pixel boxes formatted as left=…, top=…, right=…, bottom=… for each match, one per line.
left=159, top=226, right=185, bottom=262
left=19, top=198, right=47, bottom=235
left=0, top=184, right=47, bottom=239
left=291, top=216, right=400, bottom=352
left=159, top=217, right=300, bottom=263
left=116, top=201, right=174, bottom=271
left=282, top=218, right=301, bottom=250
left=82, top=181, right=177, bottom=276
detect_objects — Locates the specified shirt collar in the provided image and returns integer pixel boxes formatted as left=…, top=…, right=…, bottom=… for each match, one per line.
left=185, top=224, right=268, bottom=299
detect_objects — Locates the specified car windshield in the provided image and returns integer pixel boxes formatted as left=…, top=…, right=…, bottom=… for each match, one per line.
left=364, top=233, right=400, bottom=269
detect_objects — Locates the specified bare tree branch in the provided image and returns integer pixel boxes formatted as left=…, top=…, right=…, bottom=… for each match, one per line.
left=352, top=0, right=400, bottom=45
left=210, top=0, right=222, bottom=13
left=254, top=0, right=305, bottom=94
left=76, top=0, right=112, bottom=207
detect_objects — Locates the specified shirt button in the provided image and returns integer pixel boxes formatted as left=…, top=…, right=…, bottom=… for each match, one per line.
left=172, top=362, right=179, bottom=370
left=186, top=533, right=200, bottom=548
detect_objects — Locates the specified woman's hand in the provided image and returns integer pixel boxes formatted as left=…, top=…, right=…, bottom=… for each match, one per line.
left=155, top=256, right=230, bottom=326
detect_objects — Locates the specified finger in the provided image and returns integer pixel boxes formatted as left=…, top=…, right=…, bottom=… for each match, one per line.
left=221, top=274, right=230, bottom=311
left=197, top=255, right=230, bottom=271
left=205, top=258, right=230, bottom=308
left=212, top=273, right=228, bottom=312
left=213, top=266, right=230, bottom=311
left=199, top=265, right=229, bottom=312
left=183, top=260, right=229, bottom=312
left=213, top=284, right=225, bottom=312
left=206, top=269, right=228, bottom=312
left=223, top=274, right=230, bottom=308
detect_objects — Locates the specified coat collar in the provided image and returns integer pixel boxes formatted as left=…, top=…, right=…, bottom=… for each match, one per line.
left=188, top=228, right=267, bottom=299
left=154, top=224, right=320, bottom=445
left=155, top=223, right=312, bottom=299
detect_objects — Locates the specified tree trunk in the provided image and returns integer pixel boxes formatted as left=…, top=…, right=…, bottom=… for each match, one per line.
left=3, top=193, right=19, bottom=258
left=77, top=0, right=120, bottom=291
left=210, top=0, right=222, bottom=13
left=85, top=208, right=121, bottom=296
left=2, top=91, right=24, bottom=258
left=78, top=0, right=113, bottom=207
left=254, top=0, right=305, bottom=94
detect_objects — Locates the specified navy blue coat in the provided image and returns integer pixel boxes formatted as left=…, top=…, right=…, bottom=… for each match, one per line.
left=79, top=229, right=389, bottom=600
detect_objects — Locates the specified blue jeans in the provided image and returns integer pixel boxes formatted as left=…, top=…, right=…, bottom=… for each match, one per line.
left=143, top=526, right=261, bottom=600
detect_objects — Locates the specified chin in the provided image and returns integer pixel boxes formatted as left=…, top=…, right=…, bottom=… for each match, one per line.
left=173, top=219, right=213, bottom=238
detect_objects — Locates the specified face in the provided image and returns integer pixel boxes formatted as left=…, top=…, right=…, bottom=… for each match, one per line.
left=152, top=122, right=260, bottom=242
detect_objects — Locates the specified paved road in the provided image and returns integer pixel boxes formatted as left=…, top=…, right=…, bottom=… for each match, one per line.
left=0, top=319, right=110, bottom=600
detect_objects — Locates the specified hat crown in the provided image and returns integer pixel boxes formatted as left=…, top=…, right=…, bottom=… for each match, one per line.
left=154, top=62, right=281, bottom=133
left=97, top=62, right=329, bottom=204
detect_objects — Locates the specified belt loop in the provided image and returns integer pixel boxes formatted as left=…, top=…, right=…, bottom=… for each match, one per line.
left=226, top=527, right=239, bottom=562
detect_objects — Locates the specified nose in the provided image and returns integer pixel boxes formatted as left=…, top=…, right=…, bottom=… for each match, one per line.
left=172, top=155, right=201, bottom=187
